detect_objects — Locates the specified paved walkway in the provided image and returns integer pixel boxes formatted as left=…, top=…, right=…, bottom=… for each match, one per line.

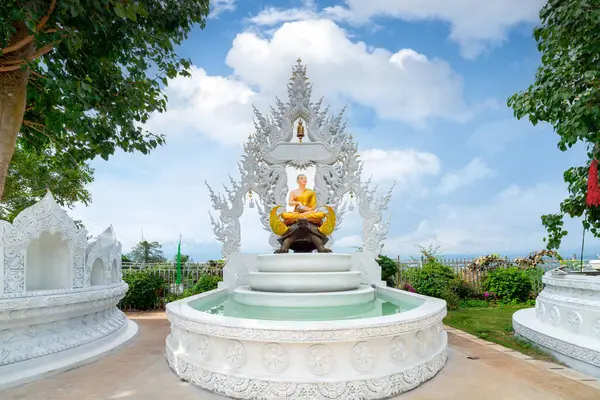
left=2, top=313, right=600, bottom=400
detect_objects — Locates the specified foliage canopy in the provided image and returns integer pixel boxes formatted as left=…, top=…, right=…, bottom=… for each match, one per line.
left=0, top=0, right=210, bottom=206
left=508, top=0, right=600, bottom=249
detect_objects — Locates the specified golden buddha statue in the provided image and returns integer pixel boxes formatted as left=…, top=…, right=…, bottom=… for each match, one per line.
left=269, top=174, right=336, bottom=252
left=282, top=174, right=325, bottom=225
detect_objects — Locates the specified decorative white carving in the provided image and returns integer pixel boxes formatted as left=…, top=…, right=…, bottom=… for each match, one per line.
left=0, top=192, right=88, bottom=294
left=430, top=322, right=442, bottom=342
left=86, top=226, right=121, bottom=286
left=350, top=341, right=376, bottom=371
left=390, top=336, right=408, bottom=363
left=196, top=334, right=212, bottom=361
left=567, top=310, right=582, bottom=332
left=549, top=307, right=560, bottom=326
left=513, top=270, right=600, bottom=378
left=536, top=301, right=546, bottom=319
left=594, top=318, right=600, bottom=337
left=226, top=339, right=246, bottom=369
left=415, top=330, right=428, bottom=357
left=0, top=193, right=134, bottom=390
left=514, top=320, right=600, bottom=368
left=167, top=346, right=447, bottom=400
left=306, top=344, right=335, bottom=375
left=262, top=343, right=288, bottom=373
left=206, top=60, right=394, bottom=258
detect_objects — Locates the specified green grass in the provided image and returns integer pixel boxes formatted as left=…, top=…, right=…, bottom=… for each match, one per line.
left=443, top=304, right=560, bottom=363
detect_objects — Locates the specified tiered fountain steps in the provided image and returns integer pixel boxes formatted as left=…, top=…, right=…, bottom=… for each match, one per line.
left=234, top=285, right=374, bottom=308
left=233, top=253, right=375, bottom=308
left=247, top=271, right=361, bottom=292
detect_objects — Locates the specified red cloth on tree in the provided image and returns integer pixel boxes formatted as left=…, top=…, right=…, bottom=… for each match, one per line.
left=587, top=159, right=600, bottom=206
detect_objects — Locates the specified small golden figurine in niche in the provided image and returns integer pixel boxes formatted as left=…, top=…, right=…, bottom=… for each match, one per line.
left=296, top=120, right=305, bottom=142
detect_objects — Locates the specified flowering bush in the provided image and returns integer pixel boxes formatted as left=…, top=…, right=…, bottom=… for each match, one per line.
left=401, top=282, right=416, bottom=293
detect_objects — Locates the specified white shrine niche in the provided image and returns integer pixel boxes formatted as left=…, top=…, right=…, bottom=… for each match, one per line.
left=111, top=259, right=118, bottom=283
left=0, top=192, right=137, bottom=390
left=207, top=59, right=395, bottom=261
left=26, top=231, right=72, bottom=291
left=90, top=258, right=104, bottom=286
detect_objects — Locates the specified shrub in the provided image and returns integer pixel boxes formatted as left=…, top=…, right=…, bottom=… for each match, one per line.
left=440, top=288, right=460, bottom=310
left=452, top=277, right=478, bottom=299
left=403, top=261, right=464, bottom=310
left=484, top=267, right=533, bottom=303
left=160, top=274, right=223, bottom=307
left=406, top=261, right=456, bottom=299
left=377, top=255, right=398, bottom=287
left=119, top=271, right=166, bottom=311
left=459, top=299, right=489, bottom=308
left=193, top=275, right=222, bottom=293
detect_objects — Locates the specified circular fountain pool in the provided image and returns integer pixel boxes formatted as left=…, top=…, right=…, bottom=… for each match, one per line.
left=166, top=254, right=447, bottom=400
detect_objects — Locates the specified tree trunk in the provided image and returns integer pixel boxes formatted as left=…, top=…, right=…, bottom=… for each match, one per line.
left=0, top=21, right=34, bottom=201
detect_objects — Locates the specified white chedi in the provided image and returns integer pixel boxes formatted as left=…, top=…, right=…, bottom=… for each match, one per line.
left=0, top=191, right=137, bottom=390
left=86, top=226, right=123, bottom=286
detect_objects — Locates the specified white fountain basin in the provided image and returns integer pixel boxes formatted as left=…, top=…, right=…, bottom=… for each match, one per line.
left=247, top=271, right=361, bottom=292
left=166, top=286, right=448, bottom=400
left=233, top=285, right=375, bottom=308
left=256, top=253, right=352, bottom=272
left=513, top=270, right=600, bottom=378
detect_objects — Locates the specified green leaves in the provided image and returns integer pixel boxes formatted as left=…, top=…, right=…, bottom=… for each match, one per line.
left=1, top=143, right=93, bottom=222
left=508, top=0, right=600, bottom=249
left=114, top=4, right=127, bottom=19
left=1, top=0, right=211, bottom=200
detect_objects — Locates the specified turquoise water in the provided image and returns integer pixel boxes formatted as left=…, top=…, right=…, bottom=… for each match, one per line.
left=188, top=292, right=422, bottom=321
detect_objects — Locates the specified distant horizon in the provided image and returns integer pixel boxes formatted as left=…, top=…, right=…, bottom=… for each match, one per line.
left=147, top=249, right=600, bottom=263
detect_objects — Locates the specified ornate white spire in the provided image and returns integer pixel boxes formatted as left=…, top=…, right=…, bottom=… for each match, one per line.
left=206, top=60, right=395, bottom=257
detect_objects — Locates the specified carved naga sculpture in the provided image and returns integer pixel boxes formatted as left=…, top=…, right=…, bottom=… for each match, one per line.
left=269, top=174, right=336, bottom=253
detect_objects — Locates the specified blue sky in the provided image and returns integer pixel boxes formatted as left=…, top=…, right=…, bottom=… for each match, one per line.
left=71, top=0, right=594, bottom=261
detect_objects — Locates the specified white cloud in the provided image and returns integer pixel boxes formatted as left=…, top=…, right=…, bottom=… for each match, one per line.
left=436, top=157, right=495, bottom=195
left=360, top=149, right=440, bottom=187
left=145, top=18, right=469, bottom=145
left=145, top=67, right=257, bottom=144
left=227, top=19, right=468, bottom=126
left=210, top=0, right=236, bottom=18
left=323, top=0, right=545, bottom=59
left=384, top=183, right=582, bottom=256
left=248, top=1, right=544, bottom=59
left=247, top=8, right=318, bottom=26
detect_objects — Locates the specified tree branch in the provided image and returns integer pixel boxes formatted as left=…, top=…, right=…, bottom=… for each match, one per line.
left=36, top=0, right=58, bottom=32
left=0, top=43, right=56, bottom=68
left=22, top=120, right=46, bottom=128
left=22, top=121, right=81, bottom=167
left=0, top=64, right=24, bottom=73
left=1, top=0, right=57, bottom=56
left=1, top=36, right=34, bottom=55
left=30, top=70, right=46, bottom=79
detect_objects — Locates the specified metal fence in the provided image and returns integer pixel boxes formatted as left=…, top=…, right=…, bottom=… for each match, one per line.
left=120, top=256, right=584, bottom=306
left=121, top=262, right=223, bottom=300
left=392, top=256, right=573, bottom=296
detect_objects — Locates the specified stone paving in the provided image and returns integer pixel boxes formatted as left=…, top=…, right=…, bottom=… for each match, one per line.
left=2, top=312, right=600, bottom=400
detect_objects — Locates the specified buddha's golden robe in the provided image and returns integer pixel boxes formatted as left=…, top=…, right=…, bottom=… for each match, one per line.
left=281, top=189, right=326, bottom=225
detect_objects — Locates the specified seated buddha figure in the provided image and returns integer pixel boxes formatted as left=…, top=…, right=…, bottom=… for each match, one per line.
left=281, top=174, right=326, bottom=226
